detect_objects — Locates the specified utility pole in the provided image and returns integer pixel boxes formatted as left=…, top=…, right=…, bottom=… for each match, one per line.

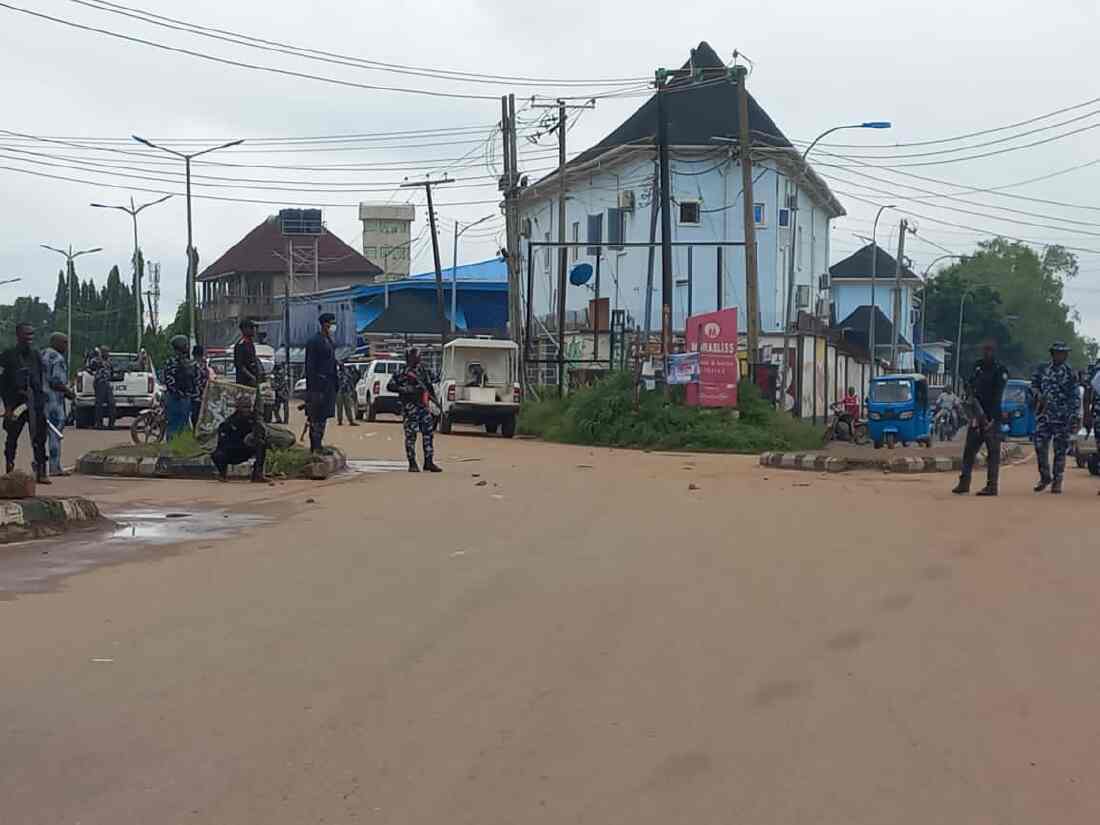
left=642, top=163, right=659, bottom=344
left=400, top=175, right=452, bottom=349
left=890, top=218, right=915, bottom=366
left=41, top=244, right=101, bottom=375
left=90, top=194, right=171, bottom=352
left=500, top=94, right=524, bottom=358
left=733, top=65, right=761, bottom=371
left=533, top=98, right=595, bottom=395
left=655, top=73, right=675, bottom=368
left=132, top=136, right=244, bottom=346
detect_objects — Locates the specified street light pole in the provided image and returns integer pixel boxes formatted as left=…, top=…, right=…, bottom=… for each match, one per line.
left=778, top=121, right=890, bottom=407
left=131, top=136, right=244, bottom=345
left=41, top=244, right=102, bottom=373
left=868, top=203, right=895, bottom=377
left=90, top=194, right=172, bottom=351
left=450, top=215, right=493, bottom=333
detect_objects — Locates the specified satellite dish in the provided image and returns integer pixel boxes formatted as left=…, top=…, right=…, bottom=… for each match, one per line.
left=569, top=262, right=594, bottom=286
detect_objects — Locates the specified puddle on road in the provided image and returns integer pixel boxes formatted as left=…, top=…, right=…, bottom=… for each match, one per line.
left=344, top=459, right=408, bottom=475
left=107, top=509, right=269, bottom=544
left=0, top=508, right=270, bottom=599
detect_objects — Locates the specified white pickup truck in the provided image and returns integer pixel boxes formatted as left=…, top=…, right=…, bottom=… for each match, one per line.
left=74, top=352, right=158, bottom=428
left=435, top=338, right=521, bottom=437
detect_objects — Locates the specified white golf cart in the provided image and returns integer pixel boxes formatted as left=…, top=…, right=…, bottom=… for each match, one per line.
left=435, top=338, right=521, bottom=437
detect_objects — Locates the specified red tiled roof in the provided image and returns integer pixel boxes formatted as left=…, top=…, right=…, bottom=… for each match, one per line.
left=198, top=216, right=381, bottom=281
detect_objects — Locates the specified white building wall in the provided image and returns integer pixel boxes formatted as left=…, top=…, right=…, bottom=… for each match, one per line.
left=832, top=281, right=917, bottom=368
left=518, top=152, right=833, bottom=336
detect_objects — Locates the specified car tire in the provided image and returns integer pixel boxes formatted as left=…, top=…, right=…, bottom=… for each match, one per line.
left=439, top=413, right=452, bottom=434
left=485, top=422, right=499, bottom=434
left=356, top=405, right=365, bottom=421
left=1088, top=454, right=1100, bottom=477
left=501, top=415, right=516, bottom=439
left=367, top=401, right=376, bottom=422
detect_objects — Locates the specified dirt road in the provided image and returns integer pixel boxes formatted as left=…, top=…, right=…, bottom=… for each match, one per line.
left=3, top=421, right=1100, bottom=824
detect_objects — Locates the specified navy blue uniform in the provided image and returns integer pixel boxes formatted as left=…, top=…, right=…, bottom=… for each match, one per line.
left=0, top=344, right=48, bottom=472
left=304, top=331, right=338, bottom=451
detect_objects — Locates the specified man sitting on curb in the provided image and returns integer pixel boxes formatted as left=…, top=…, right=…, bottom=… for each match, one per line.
left=212, top=395, right=267, bottom=483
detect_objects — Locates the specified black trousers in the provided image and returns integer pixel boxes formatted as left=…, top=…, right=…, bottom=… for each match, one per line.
left=211, top=443, right=267, bottom=479
left=94, top=380, right=116, bottom=428
left=960, top=425, right=1001, bottom=489
left=5, top=408, right=48, bottom=470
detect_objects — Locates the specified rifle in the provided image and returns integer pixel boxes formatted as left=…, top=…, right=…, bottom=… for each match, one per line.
left=963, top=393, right=992, bottom=433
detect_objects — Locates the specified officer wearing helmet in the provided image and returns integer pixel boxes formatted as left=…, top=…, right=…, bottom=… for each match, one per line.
left=1031, top=340, right=1078, bottom=494
left=163, top=334, right=197, bottom=439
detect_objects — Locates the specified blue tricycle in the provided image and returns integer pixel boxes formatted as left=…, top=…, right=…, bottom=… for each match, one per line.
left=1000, top=379, right=1035, bottom=439
left=867, top=373, right=932, bottom=449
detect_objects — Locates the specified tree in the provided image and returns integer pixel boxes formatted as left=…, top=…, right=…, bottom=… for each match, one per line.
left=923, top=240, right=1095, bottom=378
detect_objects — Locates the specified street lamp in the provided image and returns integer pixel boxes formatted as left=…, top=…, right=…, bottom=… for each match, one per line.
left=131, top=136, right=244, bottom=344
left=916, top=254, right=962, bottom=374
left=90, top=194, right=172, bottom=351
left=0, top=278, right=21, bottom=287
left=868, top=203, right=896, bottom=376
left=41, top=245, right=102, bottom=373
left=778, top=121, right=890, bottom=401
left=450, top=215, right=494, bottom=333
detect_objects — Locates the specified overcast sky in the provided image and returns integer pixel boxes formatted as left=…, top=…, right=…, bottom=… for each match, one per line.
left=1, top=0, right=1098, bottom=336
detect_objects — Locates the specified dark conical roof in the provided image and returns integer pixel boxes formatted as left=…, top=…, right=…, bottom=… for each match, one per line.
left=829, top=243, right=918, bottom=280
left=566, top=41, right=791, bottom=168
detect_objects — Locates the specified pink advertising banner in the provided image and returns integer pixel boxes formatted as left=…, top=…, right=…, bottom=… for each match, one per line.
left=685, top=308, right=739, bottom=407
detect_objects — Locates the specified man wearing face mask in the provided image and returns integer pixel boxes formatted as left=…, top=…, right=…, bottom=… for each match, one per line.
left=0, top=323, right=50, bottom=483
left=304, top=312, right=339, bottom=453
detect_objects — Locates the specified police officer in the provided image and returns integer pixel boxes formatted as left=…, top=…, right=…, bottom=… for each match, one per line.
left=162, top=335, right=196, bottom=439
left=0, top=322, right=50, bottom=483
left=1032, top=340, right=1078, bottom=494
left=92, top=345, right=115, bottom=429
left=303, top=312, right=338, bottom=453
left=234, top=319, right=263, bottom=388
left=953, top=339, right=1008, bottom=497
left=388, top=348, right=442, bottom=473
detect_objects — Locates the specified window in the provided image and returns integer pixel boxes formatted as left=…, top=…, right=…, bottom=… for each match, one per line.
left=870, top=381, right=912, bottom=403
left=388, top=362, right=404, bottom=374
left=543, top=232, right=551, bottom=273
left=607, top=207, right=625, bottom=250
left=374, top=362, right=387, bottom=373
left=586, top=214, right=603, bottom=256
left=778, top=208, right=791, bottom=228
left=571, top=221, right=580, bottom=261
left=678, top=201, right=701, bottom=225
left=795, top=284, right=812, bottom=310
left=753, top=203, right=766, bottom=227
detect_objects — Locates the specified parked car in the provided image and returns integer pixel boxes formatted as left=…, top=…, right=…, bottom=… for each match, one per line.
left=355, top=358, right=406, bottom=421
left=74, top=352, right=158, bottom=428
left=435, top=338, right=521, bottom=437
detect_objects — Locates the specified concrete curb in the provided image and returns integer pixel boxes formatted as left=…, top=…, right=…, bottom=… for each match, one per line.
left=760, top=444, right=1025, bottom=474
left=0, top=496, right=103, bottom=543
left=77, top=448, right=347, bottom=481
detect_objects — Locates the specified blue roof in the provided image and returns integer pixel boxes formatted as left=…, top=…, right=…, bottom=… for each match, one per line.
left=408, top=256, right=507, bottom=283
left=915, top=348, right=942, bottom=368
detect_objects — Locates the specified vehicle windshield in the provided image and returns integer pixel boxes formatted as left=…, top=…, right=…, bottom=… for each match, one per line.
left=1003, top=385, right=1029, bottom=405
left=112, top=354, right=147, bottom=372
left=870, top=381, right=913, bottom=403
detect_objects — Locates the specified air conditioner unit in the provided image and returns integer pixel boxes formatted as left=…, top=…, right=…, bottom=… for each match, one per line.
left=521, top=217, right=531, bottom=238
left=795, top=285, right=812, bottom=311
left=817, top=273, right=829, bottom=291
left=617, top=190, right=636, bottom=211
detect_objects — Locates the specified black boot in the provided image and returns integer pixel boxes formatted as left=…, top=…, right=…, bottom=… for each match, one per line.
left=35, top=466, right=51, bottom=485
left=5, top=461, right=13, bottom=475
left=952, top=477, right=971, bottom=495
left=1051, top=478, right=1063, bottom=495
left=423, top=460, right=443, bottom=473
left=1034, top=476, right=1052, bottom=493
left=975, top=486, right=998, bottom=497
left=408, top=460, right=420, bottom=473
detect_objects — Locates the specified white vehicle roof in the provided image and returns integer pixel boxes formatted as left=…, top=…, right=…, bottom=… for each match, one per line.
left=443, top=338, right=518, bottom=351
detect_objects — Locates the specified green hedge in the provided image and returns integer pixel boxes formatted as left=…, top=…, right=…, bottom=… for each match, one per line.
left=518, top=372, right=823, bottom=453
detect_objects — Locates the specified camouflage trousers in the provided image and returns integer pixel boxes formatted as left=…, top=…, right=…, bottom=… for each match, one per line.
left=1034, top=417, right=1072, bottom=482
left=402, top=404, right=434, bottom=464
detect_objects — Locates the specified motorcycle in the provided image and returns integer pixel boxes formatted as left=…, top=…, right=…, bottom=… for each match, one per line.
left=933, top=407, right=958, bottom=442
left=130, top=395, right=167, bottom=445
left=825, top=402, right=868, bottom=445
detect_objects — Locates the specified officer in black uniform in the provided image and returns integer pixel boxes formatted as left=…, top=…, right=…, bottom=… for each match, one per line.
left=211, top=395, right=267, bottom=483
left=304, top=312, right=338, bottom=453
left=388, top=348, right=442, bottom=473
left=233, top=319, right=264, bottom=388
left=953, top=339, right=1008, bottom=497
left=0, top=322, right=50, bottom=483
